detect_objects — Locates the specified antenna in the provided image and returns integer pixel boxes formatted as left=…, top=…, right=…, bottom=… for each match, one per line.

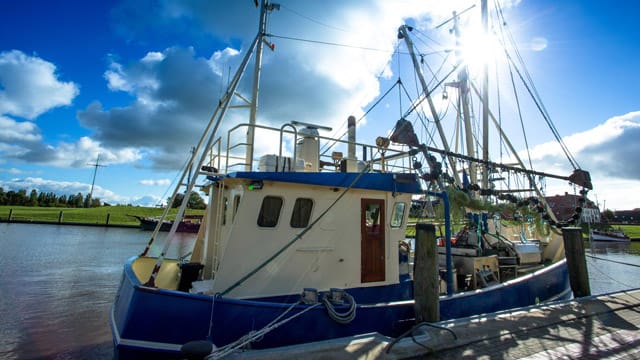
left=87, top=154, right=106, bottom=206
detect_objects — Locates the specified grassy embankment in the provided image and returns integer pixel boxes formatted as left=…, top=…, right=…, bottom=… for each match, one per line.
left=0, top=205, right=205, bottom=226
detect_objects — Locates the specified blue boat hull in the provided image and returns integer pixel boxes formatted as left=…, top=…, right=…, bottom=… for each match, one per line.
left=111, top=256, right=570, bottom=359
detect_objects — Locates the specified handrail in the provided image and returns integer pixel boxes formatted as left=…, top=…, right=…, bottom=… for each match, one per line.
left=224, top=122, right=417, bottom=173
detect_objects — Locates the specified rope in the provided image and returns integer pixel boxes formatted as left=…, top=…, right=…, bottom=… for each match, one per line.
left=322, top=292, right=357, bottom=324
left=586, top=254, right=640, bottom=268
left=207, top=301, right=322, bottom=359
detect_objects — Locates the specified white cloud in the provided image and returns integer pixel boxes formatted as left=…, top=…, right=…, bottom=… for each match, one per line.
left=0, top=115, right=41, bottom=142
left=0, top=50, right=79, bottom=119
left=140, top=179, right=171, bottom=186
left=520, top=111, right=640, bottom=210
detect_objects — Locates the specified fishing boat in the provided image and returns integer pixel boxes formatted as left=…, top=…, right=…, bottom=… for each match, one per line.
left=110, top=1, right=593, bottom=358
left=590, top=228, right=630, bottom=242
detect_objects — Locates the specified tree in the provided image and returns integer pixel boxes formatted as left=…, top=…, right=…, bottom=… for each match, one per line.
left=170, top=192, right=206, bottom=209
left=28, top=189, right=38, bottom=206
left=603, top=209, right=615, bottom=223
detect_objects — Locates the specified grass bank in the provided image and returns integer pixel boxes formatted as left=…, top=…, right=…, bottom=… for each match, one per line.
left=0, top=205, right=205, bottom=226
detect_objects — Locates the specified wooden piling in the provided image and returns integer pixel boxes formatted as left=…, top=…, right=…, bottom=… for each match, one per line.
left=562, top=227, right=591, bottom=298
left=414, top=223, right=439, bottom=323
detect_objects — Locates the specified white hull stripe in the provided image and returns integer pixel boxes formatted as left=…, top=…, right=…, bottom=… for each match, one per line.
left=110, top=305, right=183, bottom=353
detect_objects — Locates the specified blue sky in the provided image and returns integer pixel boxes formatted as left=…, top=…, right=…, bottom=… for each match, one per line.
left=1, top=0, right=638, bottom=210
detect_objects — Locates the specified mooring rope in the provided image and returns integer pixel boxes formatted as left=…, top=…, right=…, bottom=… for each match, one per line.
left=207, top=301, right=322, bottom=359
left=585, top=254, right=640, bottom=268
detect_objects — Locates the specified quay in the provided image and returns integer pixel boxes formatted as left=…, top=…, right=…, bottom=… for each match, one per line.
left=225, top=288, right=640, bottom=359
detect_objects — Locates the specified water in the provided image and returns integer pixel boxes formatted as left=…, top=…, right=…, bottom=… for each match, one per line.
left=0, top=224, right=638, bottom=360
left=585, top=240, right=640, bottom=294
left=0, top=223, right=195, bottom=360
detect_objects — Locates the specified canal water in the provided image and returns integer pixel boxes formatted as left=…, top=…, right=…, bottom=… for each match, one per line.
left=0, top=223, right=195, bottom=360
left=0, top=223, right=639, bottom=359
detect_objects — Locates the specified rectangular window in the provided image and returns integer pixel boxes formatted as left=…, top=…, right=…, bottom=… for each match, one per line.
left=257, top=196, right=283, bottom=227
left=290, top=198, right=313, bottom=228
left=391, top=202, right=406, bottom=228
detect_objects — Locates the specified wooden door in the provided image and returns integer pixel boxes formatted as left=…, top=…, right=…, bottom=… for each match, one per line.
left=361, top=198, right=385, bottom=282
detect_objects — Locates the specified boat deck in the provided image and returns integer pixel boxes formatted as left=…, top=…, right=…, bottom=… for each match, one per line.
left=227, top=288, right=640, bottom=359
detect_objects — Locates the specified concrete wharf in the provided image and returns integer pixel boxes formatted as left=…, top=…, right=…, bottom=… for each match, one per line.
left=228, top=288, right=640, bottom=359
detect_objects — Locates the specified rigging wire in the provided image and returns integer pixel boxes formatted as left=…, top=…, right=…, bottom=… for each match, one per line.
left=493, top=1, right=580, bottom=170
left=269, top=33, right=445, bottom=56
left=279, top=4, right=348, bottom=33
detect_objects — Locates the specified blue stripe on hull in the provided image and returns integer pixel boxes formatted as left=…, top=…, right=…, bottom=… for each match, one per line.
left=111, top=257, right=569, bottom=359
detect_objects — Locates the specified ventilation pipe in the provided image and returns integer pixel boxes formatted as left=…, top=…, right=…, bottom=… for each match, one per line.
left=347, top=116, right=357, bottom=172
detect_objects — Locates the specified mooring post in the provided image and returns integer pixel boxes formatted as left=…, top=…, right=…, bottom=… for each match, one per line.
left=58, top=210, right=64, bottom=224
left=562, top=227, right=591, bottom=298
left=414, top=223, right=439, bottom=323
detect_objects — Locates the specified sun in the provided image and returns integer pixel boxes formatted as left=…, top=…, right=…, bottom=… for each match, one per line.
left=457, top=22, right=503, bottom=76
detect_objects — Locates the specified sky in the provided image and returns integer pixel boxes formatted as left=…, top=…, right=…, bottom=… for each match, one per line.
left=0, top=0, right=638, bottom=211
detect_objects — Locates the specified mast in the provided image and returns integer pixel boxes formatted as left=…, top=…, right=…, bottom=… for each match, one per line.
left=245, top=1, right=278, bottom=170
left=452, top=12, right=477, bottom=186
left=142, top=0, right=279, bottom=284
left=481, top=0, right=489, bottom=190
left=397, top=25, right=461, bottom=187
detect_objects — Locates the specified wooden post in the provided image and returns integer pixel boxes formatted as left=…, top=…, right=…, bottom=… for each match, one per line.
left=106, top=213, right=111, bottom=225
left=414, top=223, right=439, bottom=323
left=8, top=208, right=13, bottom=222
left=562, top=227, right=591, bottom=298
left=58, top=211, right=64, bottom=224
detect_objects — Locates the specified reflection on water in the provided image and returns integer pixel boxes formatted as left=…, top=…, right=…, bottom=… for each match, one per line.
left=0, top=223, right=195, bottom=360
left=586, top=240, right=640, bottom=294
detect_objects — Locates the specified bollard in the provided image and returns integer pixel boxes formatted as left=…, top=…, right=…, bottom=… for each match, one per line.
left=414, top=223, right=439, bottom=323
left=562, top=227, right=591, bottom=298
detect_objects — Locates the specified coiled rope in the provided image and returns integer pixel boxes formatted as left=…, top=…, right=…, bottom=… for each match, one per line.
left=322, top=291, right=357, bottom=324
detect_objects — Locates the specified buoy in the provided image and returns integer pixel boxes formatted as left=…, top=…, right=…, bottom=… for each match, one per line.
left=180, top=340, right=215, bottom=360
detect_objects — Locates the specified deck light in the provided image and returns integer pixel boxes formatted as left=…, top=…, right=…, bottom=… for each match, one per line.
left=248, top=180, right=263, bottom=190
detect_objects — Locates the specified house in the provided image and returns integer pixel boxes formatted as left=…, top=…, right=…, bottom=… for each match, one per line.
left=545, top=193, right=600, bottom=224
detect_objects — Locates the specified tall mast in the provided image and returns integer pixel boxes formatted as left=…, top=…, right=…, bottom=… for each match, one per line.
left=481, top=0, right=489, bottom=190
left=245, top=1, right=278, bottom=170
left=452, top=12, right=477, bottom=186
left=397, top=25, right=461, bottom=187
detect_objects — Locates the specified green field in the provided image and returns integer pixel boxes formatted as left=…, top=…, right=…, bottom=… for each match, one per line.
left=0, top=205, right=205, bottom=226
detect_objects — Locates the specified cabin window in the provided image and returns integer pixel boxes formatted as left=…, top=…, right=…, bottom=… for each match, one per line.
left=391, top=202, right=406, bottom=228
left=290, top=198, right=313, bottom=228
left=257, top=196, right=283, bottom=227
left=232, top=195, right=241, bottom=222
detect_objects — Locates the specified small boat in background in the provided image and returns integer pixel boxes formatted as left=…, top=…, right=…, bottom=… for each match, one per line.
left=590, top=228, right=630, bottom=242
left=131, top=214, right=202, bottom=233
